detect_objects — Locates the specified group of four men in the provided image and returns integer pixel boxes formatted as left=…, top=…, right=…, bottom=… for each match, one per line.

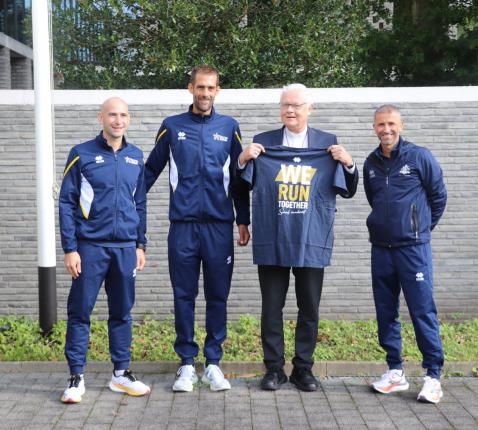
left=58, top=65, right=447, bottom=405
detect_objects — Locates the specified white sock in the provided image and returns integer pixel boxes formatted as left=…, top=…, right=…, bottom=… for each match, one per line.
left=114, top=369, right=125, bottom=377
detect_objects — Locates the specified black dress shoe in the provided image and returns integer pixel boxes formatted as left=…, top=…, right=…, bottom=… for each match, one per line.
left=260, top=369, right=288, bottom=391
left=289, top=368, right=319, bottom=392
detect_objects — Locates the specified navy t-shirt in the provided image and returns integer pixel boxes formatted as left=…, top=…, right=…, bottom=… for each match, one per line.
left=241, top=146, right=348, bottom=268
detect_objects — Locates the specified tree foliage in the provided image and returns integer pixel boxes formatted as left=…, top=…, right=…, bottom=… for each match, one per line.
left=52, top=0, right=478, bottom=89
left=52, top=0, right=372, bottom=89
left=365, top=0, right=478, bottom=86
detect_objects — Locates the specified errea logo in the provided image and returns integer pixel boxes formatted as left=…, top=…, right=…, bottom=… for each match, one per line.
left=213, top=133, right=228, bottom=142
left=124, top=156, right=138, bottom=165
left=369, top=169, right=375, bottom=178
left=95, top=155, right=104, bottom=164
left=416, top=272, right=424, bottom=282
left=293, top=157, right=301, bottom=163
left=399, top=164, right=411, bottom=175
left=178, top=131, right=186, bottom=141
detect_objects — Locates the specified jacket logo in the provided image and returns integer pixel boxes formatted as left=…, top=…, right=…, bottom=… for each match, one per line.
left=178, top=131, right=186, bottom=141
left=226, top=256, right=232, bottom=265
left=293, top=157, right=301, bottom=163
left=95, top=155, right=104, bottom=164
left=369, top=169, right=375, bottom=178
left=213, top=133, right=228, bottom=142
left=133, top=268, right=137, bottom=278
left=124, top=156, right=138, bottom=165
left=416, top=272, right=424, bottom=282
left=399, top=164, right=411, bottom=175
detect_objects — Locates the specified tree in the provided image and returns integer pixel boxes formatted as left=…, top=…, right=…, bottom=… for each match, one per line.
left=52, top=0, right=372, bottom=89
left=364, top=0, right=478, bottom=86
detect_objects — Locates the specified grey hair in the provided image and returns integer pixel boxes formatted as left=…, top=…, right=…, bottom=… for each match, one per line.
left=374, top=104, right=401, bottom=116
left=281, top=83, right=313, bottom=104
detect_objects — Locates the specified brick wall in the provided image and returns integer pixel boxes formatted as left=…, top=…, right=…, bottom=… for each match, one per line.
left=0, top=90, right=477, bottom=322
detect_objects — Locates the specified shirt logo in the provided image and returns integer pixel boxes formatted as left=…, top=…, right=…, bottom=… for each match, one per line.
left=416, top=272, right=424, bottom=282
left=213, top=133, right=228, bottom=142
left=178, top=131, right=186, bottom=141
left=95, top=155, right=104, bottom=164
left=293, top=157, right=301, bottom=163
left=399, top=164, right=411, bottom=175
left=124, top=156, right=138, bottom=165
left=275, top=164, right=317, bottom=215
left=226, top=256, right=232, bottom=265
left=369, top=169, right=375, bottom=178
left=133, top=268, right=137, bottom=278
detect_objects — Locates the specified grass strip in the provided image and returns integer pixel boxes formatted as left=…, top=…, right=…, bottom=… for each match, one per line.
left=1, top=315, right=477, bottom=362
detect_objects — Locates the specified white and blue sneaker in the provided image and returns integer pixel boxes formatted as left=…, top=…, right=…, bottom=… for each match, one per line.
left=202, top=364, right=231, bottom=391
left=172, top=365, right=198, bottom=392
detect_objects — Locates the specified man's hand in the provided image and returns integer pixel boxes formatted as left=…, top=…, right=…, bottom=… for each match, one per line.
left=237, top=224, right=250, bottom=246
left=327, top=144, right=353, bottom=167
left=238, top=143, right=266, bottom=167
left=136, top=248, right=146, bottom=271
left=64, top=251, right=81, bottom=279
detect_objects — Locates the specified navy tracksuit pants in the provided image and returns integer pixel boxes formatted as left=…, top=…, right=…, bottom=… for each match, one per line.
left=168, top=222, right=233, bottom=365
left=65, top=241, right=136, bottom=375
left=371, top=243, right=444, bottom=379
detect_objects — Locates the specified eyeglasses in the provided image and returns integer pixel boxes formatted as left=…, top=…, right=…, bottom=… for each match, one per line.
left=280, top=103, right=308, bottom=111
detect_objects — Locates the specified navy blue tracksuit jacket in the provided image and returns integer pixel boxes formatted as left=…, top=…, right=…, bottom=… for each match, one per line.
left=363, top=138, right=447, bottom=377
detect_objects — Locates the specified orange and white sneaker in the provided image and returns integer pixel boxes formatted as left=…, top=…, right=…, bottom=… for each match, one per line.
left=109, top=370, right=151, bottom=396
left=61, top=374, right=85, bottom=403
left=417, top=376, right=443, bottom=404
left=371, top=369, right=409, bottom=394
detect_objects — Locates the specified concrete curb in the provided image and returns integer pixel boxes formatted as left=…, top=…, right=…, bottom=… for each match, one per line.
left=1, top=361, right=476, bottom=377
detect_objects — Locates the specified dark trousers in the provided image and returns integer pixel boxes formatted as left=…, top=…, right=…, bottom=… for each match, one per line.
left=372, top=243, right=444, bottom=378
left=168, top=222, right=234, bottom=366
left=65, top=242, right=136, bottom=375
left=258, top=265, right=324, bottom=371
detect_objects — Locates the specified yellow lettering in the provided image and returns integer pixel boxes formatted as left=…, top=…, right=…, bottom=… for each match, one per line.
left=299, top=185, right=310, bottom=201
left=288, top=185, right=299, bottom=201
left=278, top=184, right=288, bottom=200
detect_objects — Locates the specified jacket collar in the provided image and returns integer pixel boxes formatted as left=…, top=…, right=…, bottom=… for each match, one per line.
left=374, top=136, right=404, bottom=160
left=96, top=132, right=128, bottom=151
left=187, top=104, right=216, bottom=123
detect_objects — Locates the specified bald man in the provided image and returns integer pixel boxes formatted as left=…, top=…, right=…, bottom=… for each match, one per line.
left=59, top=97, right=150, bottom=403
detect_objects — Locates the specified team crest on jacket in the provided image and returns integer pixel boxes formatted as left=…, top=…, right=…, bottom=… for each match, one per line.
left=213, top=133, right=228, bottom=142
left=399, top=164, right=411, bottom=175
left=124, top=156, right=138, bottom=165
left=178, top=131, right=186, bottom=141
left=275, top=163, right=316, bottom=215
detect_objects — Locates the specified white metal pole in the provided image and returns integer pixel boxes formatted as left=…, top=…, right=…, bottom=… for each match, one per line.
left=32, top=0, right=57, bottom=333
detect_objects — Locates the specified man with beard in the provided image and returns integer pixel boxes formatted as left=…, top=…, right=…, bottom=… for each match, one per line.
left=145, top=65, right=250, bottom=392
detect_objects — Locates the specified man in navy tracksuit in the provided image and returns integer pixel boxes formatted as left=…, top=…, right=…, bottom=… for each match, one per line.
left=59, top=97, right=150, bottom=403
left=145, top=65, right=250, bottom=392
left=364, top=105, right=447, bottom=404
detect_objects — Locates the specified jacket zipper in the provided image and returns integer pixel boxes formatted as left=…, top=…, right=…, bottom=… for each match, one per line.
left=114, top=151, right=119, bottom=238
left=199, top=119, right=205, bottom=221
left=411, top=203, right=419, bottom=240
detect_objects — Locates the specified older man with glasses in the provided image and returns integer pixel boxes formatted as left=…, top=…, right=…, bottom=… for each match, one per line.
left=238, top=84, right=358, bottom=391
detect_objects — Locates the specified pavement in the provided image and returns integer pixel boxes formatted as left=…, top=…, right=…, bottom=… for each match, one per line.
left=1, top=369, right=478, bottom=430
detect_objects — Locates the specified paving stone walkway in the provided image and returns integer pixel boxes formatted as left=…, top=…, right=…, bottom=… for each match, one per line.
left=1, top=373, right=477, bottom=430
